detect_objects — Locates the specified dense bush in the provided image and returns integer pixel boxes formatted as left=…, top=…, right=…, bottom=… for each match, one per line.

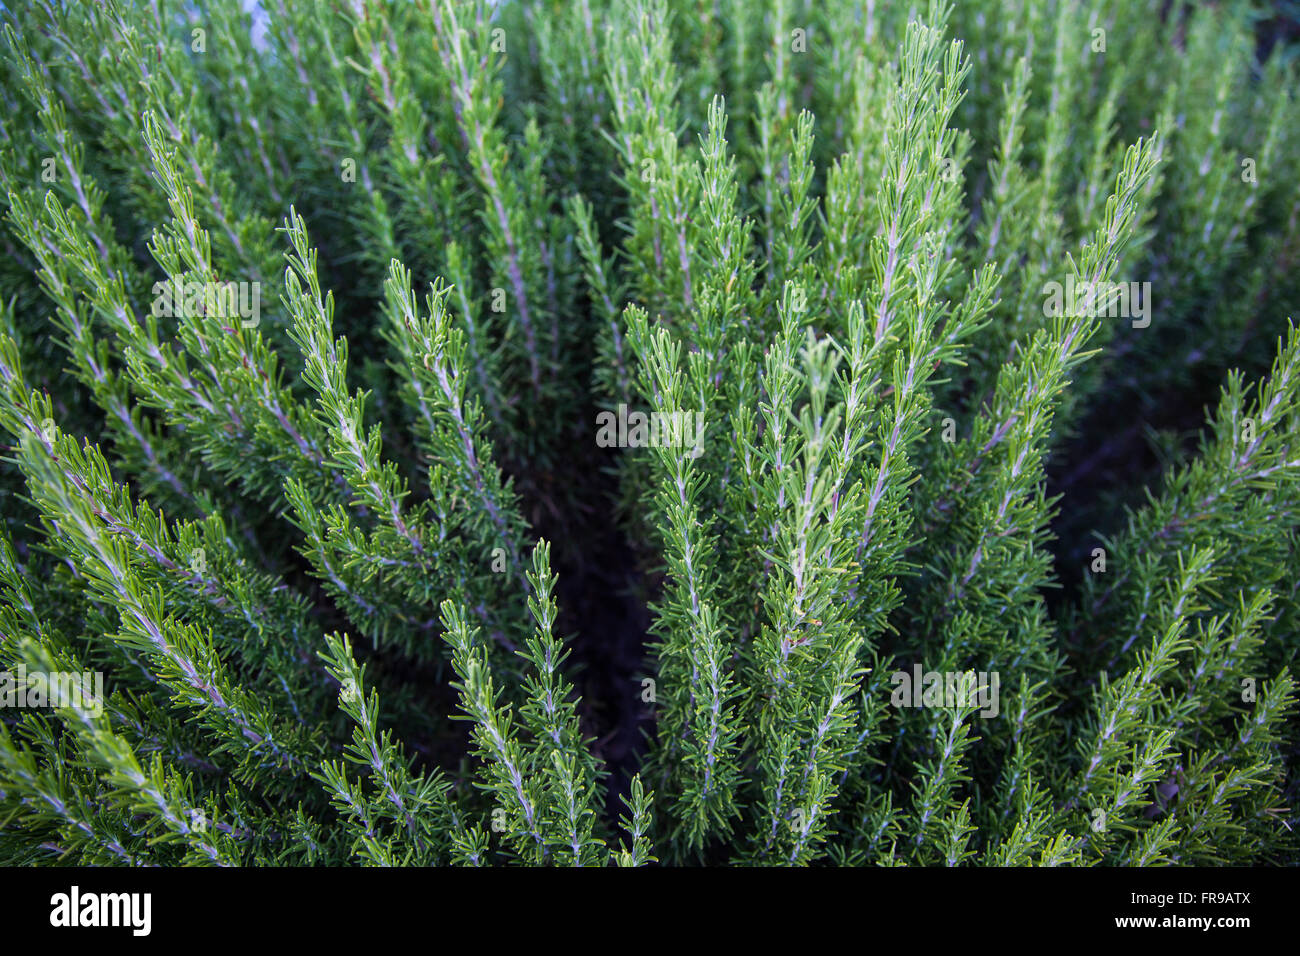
left=0, top=0, right=1297, bottom=866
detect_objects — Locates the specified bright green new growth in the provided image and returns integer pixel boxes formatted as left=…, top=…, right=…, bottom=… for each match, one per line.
left=0, top=0, right=1297, bottom=866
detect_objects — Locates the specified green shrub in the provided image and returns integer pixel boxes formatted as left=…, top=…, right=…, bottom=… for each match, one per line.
left=0, top=0, right=1296, bottom=866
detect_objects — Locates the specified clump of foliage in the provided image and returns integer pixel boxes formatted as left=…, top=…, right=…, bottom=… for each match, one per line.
left=0, top=0, right=1297, bottom=866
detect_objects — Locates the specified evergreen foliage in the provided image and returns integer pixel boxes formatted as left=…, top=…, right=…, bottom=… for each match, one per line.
left=0, top=0, right=1296, bottom=866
